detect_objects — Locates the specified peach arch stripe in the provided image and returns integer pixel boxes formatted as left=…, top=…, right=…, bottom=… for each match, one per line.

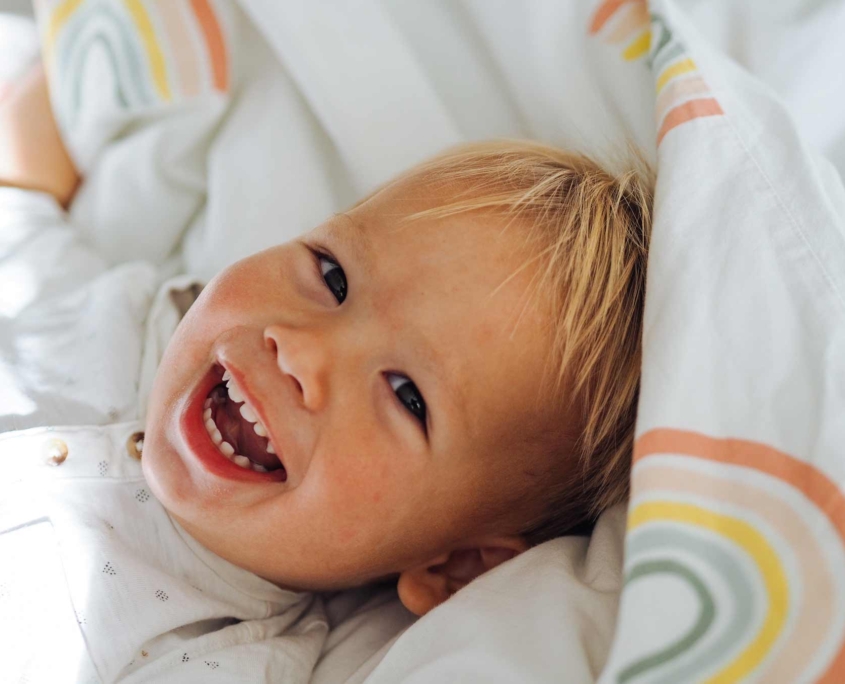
left=589, top=0, right=642, bottom=35
left=190, top=0, right=228, bottom=92
left=636, top=464, right=835, bottom=683
left=154, top=0, right=200, bottom=98
left=655, top=74, right=710, bottom=124
left=634, top=430, right=845, bottom=531
left=607, top=2, right=649, bottom=44
left=656, top=57, right=697, bottom=92
left=123, top=0, right=171, bottom=101
left=634, top=428, right=845, bottom=682
left=630, top=501, right=789, bottom=684
left=656, top=98, right=722, bottom=145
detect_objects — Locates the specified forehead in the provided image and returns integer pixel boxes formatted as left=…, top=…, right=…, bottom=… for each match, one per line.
left=316, top=178, right=560, bottom=453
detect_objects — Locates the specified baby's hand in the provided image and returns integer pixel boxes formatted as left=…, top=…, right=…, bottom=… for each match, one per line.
left=0, top=62, right=79, bottom=207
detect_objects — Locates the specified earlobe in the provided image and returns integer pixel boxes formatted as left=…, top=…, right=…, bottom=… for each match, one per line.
left=396, top=567, right=444, bottom=617
left=397, top=537, right=530, bottom=617
left=397, top=552, right=451, bottom=617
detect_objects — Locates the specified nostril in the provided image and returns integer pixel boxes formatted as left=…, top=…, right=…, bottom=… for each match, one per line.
left=264, top=325, right=320, bottom=408
left=289, top=374, right=304, bottom=399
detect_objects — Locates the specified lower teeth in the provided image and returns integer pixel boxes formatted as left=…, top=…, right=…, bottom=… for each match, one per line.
left=202, top=399, right=271, bottom=473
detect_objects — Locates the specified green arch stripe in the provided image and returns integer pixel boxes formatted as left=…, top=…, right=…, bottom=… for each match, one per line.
left=72, top=32, right=129, bottom=127
left=58, top=1, right=152, bottom=124
left=621, top=528, right=757, bottom=684
left=647, top=14, right=673, bottom=63
left=618, top=559, right=715, bottom=683
left=651, top=41, right=686, bottom=76
left=646, top=13, right=687, bottom=75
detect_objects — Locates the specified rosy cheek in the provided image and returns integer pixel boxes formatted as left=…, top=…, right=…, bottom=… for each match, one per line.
left=338, top=525, right=359, bottom=545
left=321, top=469, right=388, bottom=544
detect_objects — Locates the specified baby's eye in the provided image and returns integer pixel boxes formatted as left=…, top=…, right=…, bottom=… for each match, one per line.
left=318, top=254, right=347, bottom=304
left=387, top=373, right=427, bottom=432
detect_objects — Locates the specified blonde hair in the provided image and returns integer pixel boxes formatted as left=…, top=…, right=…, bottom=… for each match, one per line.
left=397, top=139, right=654, bottom=544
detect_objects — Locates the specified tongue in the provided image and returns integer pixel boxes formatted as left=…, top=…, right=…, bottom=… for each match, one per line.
left=213, top=395, right=283, bottom=471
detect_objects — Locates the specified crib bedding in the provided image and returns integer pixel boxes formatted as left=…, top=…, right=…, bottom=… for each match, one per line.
left=590, top=3, right=845, bottom=682
left=2, top=0, right=845, bottom=682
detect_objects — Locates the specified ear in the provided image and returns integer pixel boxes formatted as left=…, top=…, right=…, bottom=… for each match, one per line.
left=397, top=536, right=530, bottom=617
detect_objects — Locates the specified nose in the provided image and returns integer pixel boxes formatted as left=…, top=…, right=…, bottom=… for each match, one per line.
left=263, top=324, right=329, bottom=411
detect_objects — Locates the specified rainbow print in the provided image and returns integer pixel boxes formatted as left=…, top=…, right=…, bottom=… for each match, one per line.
left=589, top=0, right=651, bottom=62
left=620, top=429, right=845, bottom=683
left=588, top=3, right=845, bottom=682
left=35, top=0, right=229, bottom=127
left=589, top=0, right=724, bottom=146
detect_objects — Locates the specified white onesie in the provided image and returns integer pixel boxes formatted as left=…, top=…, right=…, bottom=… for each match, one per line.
left=0, top=421, right=328, bottom=683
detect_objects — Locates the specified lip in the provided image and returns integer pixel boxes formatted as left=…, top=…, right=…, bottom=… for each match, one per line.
left=179, top=364, right=287, bottom=484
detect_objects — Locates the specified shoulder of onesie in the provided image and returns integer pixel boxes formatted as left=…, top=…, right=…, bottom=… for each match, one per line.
left=0, top=421, right=146, bottom=483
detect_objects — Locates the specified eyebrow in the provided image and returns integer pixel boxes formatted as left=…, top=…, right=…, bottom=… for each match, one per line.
left=324, top=213, right=375, bottom=278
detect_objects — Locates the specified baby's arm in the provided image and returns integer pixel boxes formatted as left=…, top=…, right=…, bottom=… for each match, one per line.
left=0, top=61, right=79, bottom=207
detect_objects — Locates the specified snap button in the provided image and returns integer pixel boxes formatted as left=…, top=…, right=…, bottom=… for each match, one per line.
left=43, top=438, right=69, bottom=466
left=126, top=432, right=145, bottom=460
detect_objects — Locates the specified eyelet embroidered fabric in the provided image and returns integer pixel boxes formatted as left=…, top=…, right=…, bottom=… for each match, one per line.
left=0, top=422, right=328, bottom=683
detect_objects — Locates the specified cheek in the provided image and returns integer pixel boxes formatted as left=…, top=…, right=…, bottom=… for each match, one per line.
left=307, top=443, right=407, bottom=546
left=325, top=455, right=392, bottom=515
left=148, top=259, right=275, bottom=406
left=184, top=251, right=283, bottom=332
left=335, top=448, right=394, bottom=491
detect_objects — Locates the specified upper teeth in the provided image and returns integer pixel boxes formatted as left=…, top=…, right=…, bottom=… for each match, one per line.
left=226, top=378, right=270, bottom=441
left=227, top=381, right=244, bottom=404
left=203, top=370, right=280, bottom=468
left=239, top=402, right=257, bottom=423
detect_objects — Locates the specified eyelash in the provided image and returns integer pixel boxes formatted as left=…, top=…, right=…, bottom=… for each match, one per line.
left=387, top=373, right=428, bottom=435
left=310, top=247, right=428, bottom=435
left=313, top=249, right=347, bottom=304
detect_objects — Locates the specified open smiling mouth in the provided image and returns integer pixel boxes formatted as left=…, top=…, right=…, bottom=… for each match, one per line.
left=202, top=369, right=287, bottom=479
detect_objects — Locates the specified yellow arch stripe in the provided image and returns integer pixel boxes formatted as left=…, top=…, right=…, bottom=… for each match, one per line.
left=623, top=30, right=651, bottom=61
left=123, top=0, right=171, bottom=101
left=656, top=57, right=697, bottom=93
left=44, top=0, right=85, bottom=69
left=630, top=501, right=789, bottom=684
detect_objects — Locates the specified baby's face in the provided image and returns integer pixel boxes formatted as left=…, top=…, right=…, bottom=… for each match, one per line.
left=143, top=176, right=567, bottom=592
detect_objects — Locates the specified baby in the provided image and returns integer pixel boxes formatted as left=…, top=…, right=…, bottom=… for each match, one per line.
left=143, top=140, right=653, bottom=608
left=0, top=63, right=652, bottom=682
